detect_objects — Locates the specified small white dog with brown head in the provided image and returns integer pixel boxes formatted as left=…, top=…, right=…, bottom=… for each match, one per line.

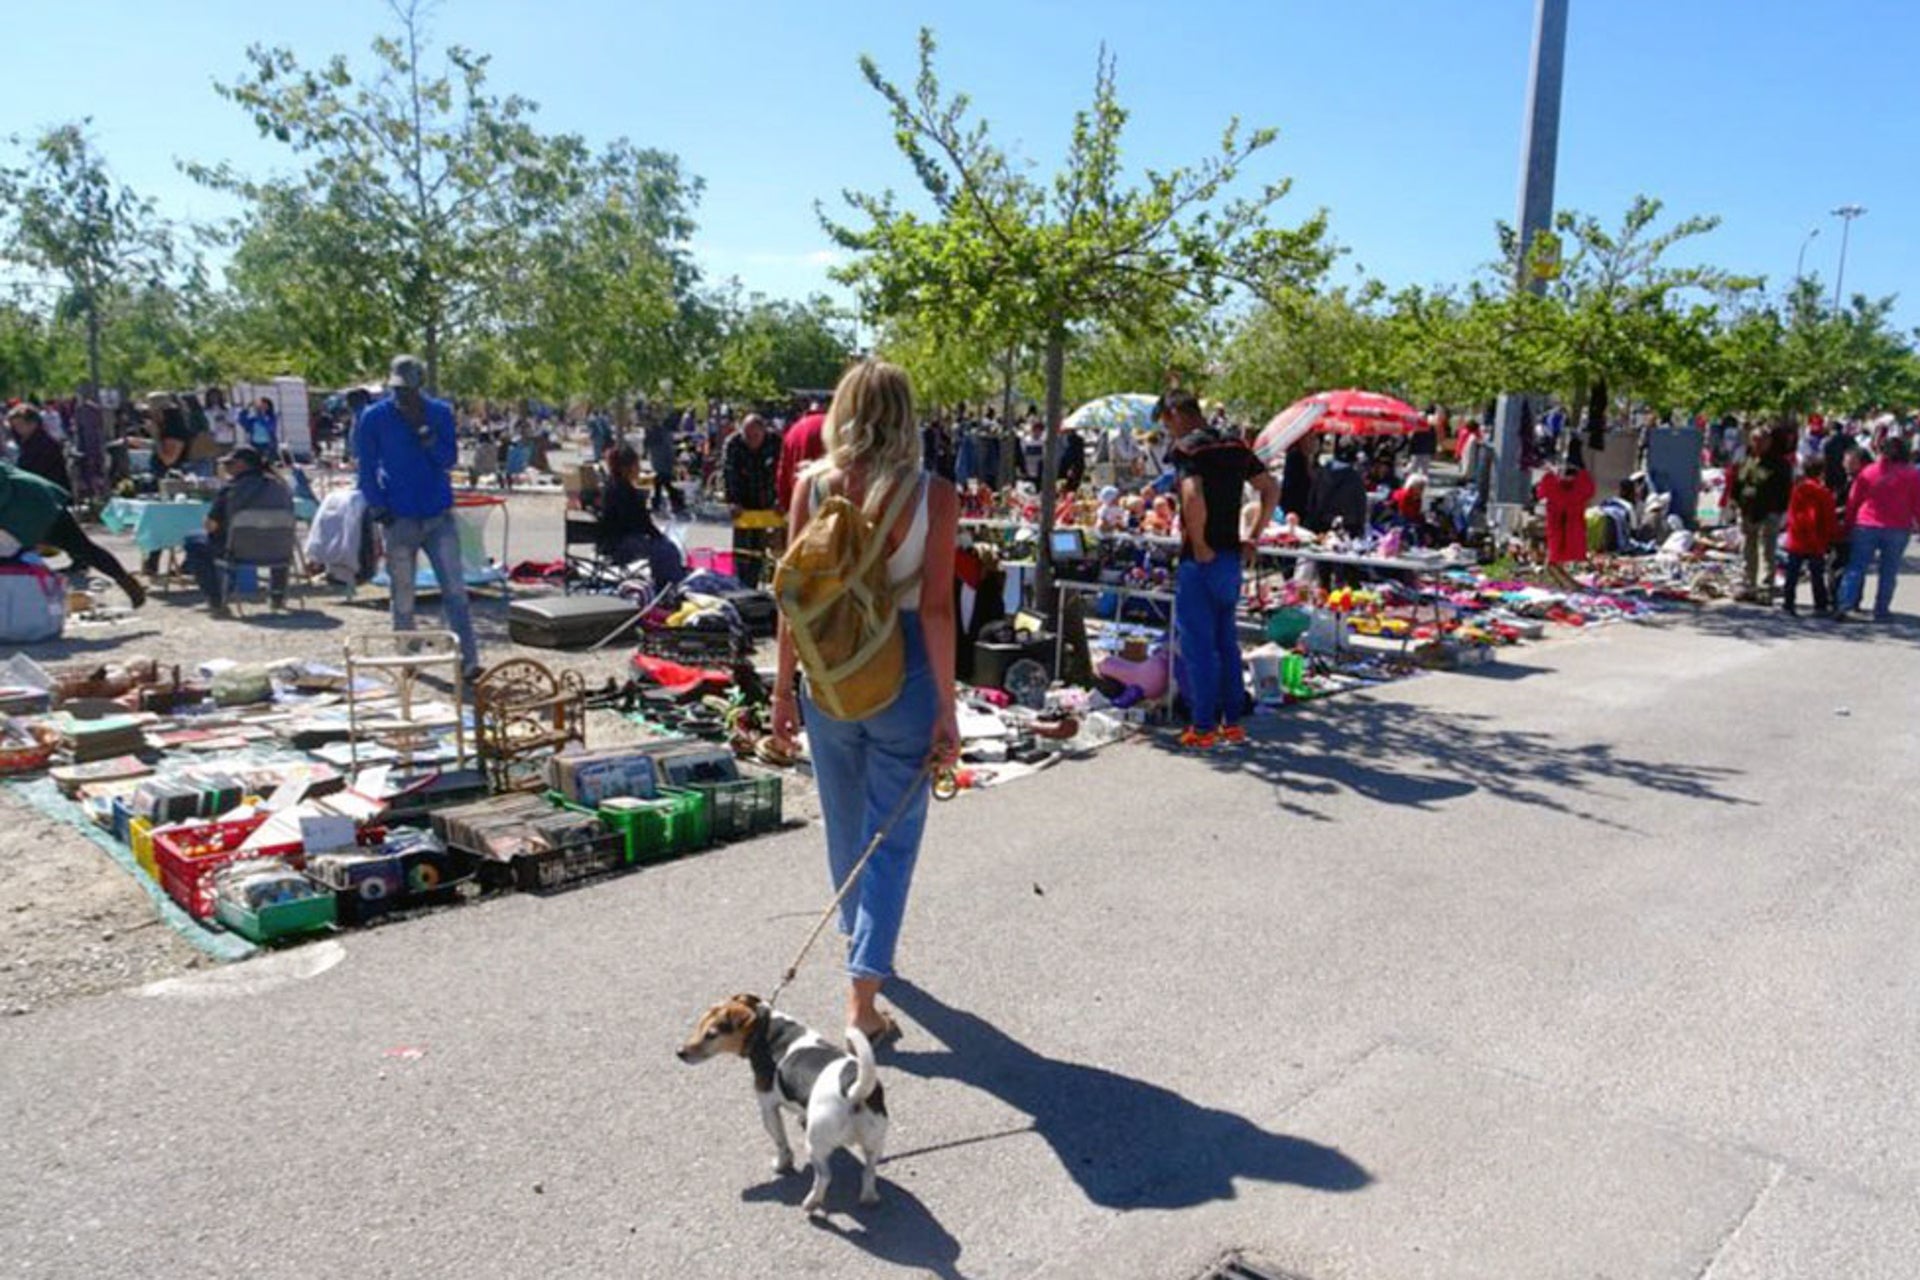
left=677, top=994, right=888, bottom=1213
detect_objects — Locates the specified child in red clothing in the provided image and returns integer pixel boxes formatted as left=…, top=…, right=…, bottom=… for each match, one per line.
left=1781, top=455, right=1838, bottom=616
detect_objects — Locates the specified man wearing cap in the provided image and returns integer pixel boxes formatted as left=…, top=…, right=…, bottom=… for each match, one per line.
left=357, top=355, right=481, bottom=677
left=182, top=445, right=294, bottom=617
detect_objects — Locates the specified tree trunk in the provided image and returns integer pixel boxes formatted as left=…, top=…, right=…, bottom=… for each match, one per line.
left=1034, top=324, right=1066, bottom=613
left=84, top=297, right=103, bottom=403
left=998, top=341, right=1016, bottom=427
left=425, top=317, right=440, bottom=397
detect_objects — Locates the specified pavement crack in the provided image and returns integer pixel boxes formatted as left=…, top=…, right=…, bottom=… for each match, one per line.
left=1696, top=1161, right=1784, bottom=1279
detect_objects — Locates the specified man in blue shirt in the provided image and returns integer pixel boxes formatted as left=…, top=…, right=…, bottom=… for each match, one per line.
left=356, top=354, right=481, bottom=678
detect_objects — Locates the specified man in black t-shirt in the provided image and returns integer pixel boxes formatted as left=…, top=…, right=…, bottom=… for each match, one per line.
left=1164, top=390, right=1279, bottom=749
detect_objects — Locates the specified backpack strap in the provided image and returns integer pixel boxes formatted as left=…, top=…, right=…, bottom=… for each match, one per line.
left=889, top=477, right=928, bottom=601
left=849, top=474, right=921, bottom=580
left=780, top=475, right=921, bottom=637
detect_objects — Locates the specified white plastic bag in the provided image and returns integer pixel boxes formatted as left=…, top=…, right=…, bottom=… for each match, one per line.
left=0, top=559, right=66, bottom=643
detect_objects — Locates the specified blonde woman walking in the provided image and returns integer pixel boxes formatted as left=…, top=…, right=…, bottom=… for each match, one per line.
left=771, top=359, right=960, bottom=1043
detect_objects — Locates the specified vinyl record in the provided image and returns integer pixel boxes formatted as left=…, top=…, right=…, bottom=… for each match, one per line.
left=358, top=875, right=392, bottom=902
left=408, top=862, right=441, bottom=892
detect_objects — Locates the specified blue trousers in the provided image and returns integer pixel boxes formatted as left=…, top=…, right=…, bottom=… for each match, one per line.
left=1839, top=526, right=1911, bottom=619
left=801, top=612, right=936, bottom=982
left=183, top=534, right=285, bottom=608
left=1175, top=555, right=1246, bottom=732
left=384, top=511, right=480, bottom=669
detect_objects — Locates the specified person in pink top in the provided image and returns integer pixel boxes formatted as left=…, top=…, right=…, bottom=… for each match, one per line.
left=1836, top=435, right=1920, bottom=622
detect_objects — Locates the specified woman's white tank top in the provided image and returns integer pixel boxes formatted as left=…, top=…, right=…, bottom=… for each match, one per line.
left=886, top=477, right=929, bottom=611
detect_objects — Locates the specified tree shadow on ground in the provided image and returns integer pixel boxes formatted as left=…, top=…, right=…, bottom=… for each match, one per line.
left=11, top=628, right=166, bottom=660
left=1669, top=599, right=1920, bottom=649
left=742, top=1175, right=967, bottom=1280
left=883, top=982, right=1371, bottom=1212
left=1150, top=687, right=1753, bottom=830
left=223, top=609, right=344, bottom=632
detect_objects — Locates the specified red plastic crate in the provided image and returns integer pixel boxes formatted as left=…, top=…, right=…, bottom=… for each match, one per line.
left=154, top=817, right=304, bottom=919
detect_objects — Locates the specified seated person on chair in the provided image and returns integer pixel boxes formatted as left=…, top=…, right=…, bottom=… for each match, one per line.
left=596, top=444, right=684, bottom=589
left=183, top=446, right=294, bottom=617
left=7, top=404, right=72, bottom=494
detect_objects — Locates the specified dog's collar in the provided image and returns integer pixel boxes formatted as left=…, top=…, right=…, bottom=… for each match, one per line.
left=746, top=1001, right=778, bottom=1094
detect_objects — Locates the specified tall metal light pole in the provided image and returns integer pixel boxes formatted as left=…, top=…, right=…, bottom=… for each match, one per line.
left=1830, top=204, right=1866, bottom=311
left=1794, top=226, right=1820, bottom=284
left=1492, top=0, right=1571, bottom=504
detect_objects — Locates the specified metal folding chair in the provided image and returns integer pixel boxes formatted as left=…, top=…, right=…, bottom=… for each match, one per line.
left=220, top=507, right=305, bottom=614
left=563, top=512, right=616, bottom=595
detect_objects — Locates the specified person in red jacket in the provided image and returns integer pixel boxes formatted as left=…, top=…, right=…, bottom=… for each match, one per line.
left=1780, top=455, right=1838, bottom=617
left=775, top=401, right=828, bottom=514
left=1536, top=455, right=1596, bottom=567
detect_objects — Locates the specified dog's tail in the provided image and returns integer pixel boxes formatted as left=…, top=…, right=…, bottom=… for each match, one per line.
left=842, top=1027, right=879, bottom=1104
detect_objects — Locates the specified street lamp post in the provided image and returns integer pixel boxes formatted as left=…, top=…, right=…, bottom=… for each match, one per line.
left=1491, top=0, right=1571, bottom=505
left=1830, top=204, right=1866, bottom=311
left=1794, top=226, right=1820, bottom=284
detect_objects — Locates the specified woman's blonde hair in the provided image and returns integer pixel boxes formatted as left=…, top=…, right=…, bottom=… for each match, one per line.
left=806, top=358, right=920, bottom=516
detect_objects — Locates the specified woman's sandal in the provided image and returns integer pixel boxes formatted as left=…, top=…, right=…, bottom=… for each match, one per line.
left=754, top=736, right=799, bottom=768
left=853, top=1011, right=903, bottom=1047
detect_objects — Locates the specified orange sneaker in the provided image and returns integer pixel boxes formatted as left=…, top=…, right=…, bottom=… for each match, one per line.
left=1218, top=724, right=1248, bottom=745
left=1179, top=727, right=1218, bottom=750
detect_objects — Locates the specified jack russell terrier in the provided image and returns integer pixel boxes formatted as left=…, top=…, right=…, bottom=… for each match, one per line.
left=677, top=994, right=888, bottom=1213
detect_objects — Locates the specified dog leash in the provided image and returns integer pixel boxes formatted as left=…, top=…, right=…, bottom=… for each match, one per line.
left=766, top=756, right=946, bottom=1011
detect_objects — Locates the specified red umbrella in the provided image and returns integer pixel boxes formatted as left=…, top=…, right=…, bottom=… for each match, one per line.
left=1253, top=389, right=1424, bottom=467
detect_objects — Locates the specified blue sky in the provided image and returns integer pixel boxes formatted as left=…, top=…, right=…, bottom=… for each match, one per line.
left=10, top=1, right=1916, bottom=327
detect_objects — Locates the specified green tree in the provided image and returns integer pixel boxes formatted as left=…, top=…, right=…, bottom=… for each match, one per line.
left=1483, top=196, right=1744, bottom=432
left=688, top=288, right=854, bottom=403
left=872, top=312, right=1009, bottom=411
left=494, top=138, right=702, bottom=405
left=0, top=121, right=177, bottom=397
left=827, top=29, right=1329, bottom=598
left=1219, top=282, right=1394, bottom=412
left=1696, top=278, right=1919, bottom=419
left=194, top=0, right=699, bottom=393
left=0, top=292, right=73, bottom=398
left=1064, top=316, right=1217, bottom=408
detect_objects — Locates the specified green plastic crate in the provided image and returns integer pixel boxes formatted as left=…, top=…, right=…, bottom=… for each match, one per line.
left=598, top=790, right=709, bottom=862
left=546, top=790, right=711, bottom=861
left=669, top=775, right=781, bottom=844
left=214, top=890, right=337, bottom=944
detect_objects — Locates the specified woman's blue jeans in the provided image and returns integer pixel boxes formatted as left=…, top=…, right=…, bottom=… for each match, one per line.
left=1839, top=526, right=1911, bottom=619
left=800, top=612, right=936, bottom=982
left=1175, top=555, right=1246, bottom=732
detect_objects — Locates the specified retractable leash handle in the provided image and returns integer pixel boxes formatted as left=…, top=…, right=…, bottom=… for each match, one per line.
left=765, top=756, right=943, bottom=1011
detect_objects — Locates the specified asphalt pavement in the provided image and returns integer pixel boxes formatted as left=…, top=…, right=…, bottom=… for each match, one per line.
left=3, top=593, right=1918, bottom=1279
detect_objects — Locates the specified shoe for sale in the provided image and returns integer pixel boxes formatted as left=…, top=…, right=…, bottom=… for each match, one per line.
left=1178, top=727, right=1217, bottom=751
left=1218, top=724, right=1248, bottom=745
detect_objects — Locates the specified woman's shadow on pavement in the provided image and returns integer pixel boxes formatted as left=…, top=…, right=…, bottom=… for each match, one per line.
left=883, top=981, right=1372, bottom=1210
left=742, top=1176, right=967, bottom=1280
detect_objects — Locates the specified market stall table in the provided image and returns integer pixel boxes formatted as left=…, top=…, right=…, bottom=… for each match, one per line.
left=1255, top=544, right=1448, bottom=577
left=101, top=496, right=320, bottom=554
left=1052, top=579, right=1180, bottom=718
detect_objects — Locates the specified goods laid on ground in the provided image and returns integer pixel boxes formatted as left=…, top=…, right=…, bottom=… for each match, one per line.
left=1, top=488, right=1712, bottom=960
